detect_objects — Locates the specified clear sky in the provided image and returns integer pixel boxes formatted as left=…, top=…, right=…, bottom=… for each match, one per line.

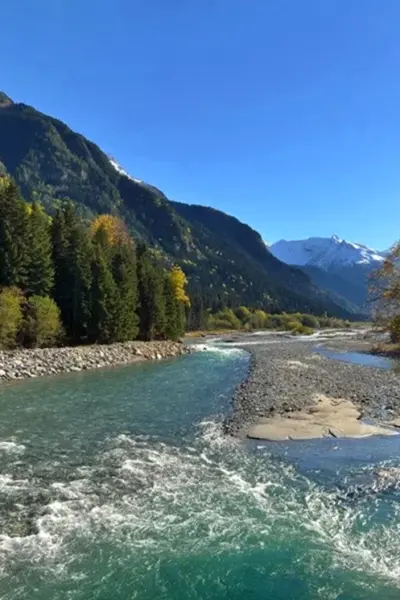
left=2, top=0, right=399, bottom=250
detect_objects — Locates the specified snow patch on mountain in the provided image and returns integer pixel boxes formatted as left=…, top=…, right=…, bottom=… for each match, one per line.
left=108, top=157, right=143, bottom=184
left=269, top=235, right=385, bottom=270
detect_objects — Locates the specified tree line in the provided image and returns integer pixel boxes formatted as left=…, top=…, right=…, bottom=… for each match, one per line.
left=0, top=176, right=189, bottom=348
left=186, top=304, right=352, bottom=335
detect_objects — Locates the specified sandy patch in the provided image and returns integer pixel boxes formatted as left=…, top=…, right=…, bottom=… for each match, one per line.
left=247, top=394, right=397, bottom=441
left=286, top=360, right=310, bottom=370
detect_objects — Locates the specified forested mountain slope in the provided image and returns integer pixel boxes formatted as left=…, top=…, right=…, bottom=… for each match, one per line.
left=0, top=92, right=354, bottom=317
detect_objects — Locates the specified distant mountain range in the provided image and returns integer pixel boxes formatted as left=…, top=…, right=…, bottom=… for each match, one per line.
left=0, top=91, right=363, bottom=318
left=269, top=236, right=387, bottom=314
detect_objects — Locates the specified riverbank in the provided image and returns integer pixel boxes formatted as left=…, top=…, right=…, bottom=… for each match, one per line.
left=224, top=334, right=400, bottom=438
left=0, top=341, right=188, bottom=382
left=371, top=342, right=400, bottom=358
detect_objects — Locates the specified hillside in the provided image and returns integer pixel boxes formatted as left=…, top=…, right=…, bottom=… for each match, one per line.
left=0, top=93, right=354, bottom=317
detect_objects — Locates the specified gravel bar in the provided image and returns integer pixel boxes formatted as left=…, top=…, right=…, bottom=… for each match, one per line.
left=224, top=334, right=400, bottom=438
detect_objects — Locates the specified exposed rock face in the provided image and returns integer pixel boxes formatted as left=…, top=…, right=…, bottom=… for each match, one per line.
left=0, top=341, right=188, bottom=382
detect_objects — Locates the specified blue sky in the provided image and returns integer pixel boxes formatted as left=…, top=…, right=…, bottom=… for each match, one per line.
left=2, top=0, right=399, bottom=250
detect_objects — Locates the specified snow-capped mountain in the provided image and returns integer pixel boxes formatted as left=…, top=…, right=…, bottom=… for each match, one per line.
left=108, top=156, right=143, bottom=184
left=269, top=235, right=385, bottom=270
left=269, top=235, right=387, bottom=314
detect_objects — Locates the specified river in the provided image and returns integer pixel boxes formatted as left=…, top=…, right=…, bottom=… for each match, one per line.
left=1, top=343, right=400, bottom=599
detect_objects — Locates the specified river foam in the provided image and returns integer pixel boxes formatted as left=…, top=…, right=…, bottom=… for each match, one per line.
left=2, top=418, right=400, bottom=596
left=190, top=343, right=245, bottom=357
left=1, top=345, right=400, bottom=599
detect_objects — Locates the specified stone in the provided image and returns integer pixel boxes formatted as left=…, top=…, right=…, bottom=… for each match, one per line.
left=0, top=341, right=188, bottom=384
left=247, top=394, right=398, bottom=441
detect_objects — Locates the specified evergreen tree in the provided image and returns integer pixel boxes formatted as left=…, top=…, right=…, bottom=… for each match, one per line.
left=25, top=201, right=54, bottom=296
left=111, top=242, right=139, bottom=341
left=187, top=293, right=206, bottom=331
left=90, top=231, right=118, bottom=343
left=52, top=203, right=92, bottom=343
left=137, top=245, right=166, bottom=340
left=0, top=177, right=29, bottom=288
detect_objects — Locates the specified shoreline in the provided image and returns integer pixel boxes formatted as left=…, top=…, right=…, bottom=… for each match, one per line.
left=224, top=333, right=400, bottom=439
left=0, top=341, right=188, bottom=383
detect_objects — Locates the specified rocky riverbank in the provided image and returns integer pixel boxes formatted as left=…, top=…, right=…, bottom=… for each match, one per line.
left=224, top=333, right=400, bottom=438
left=0, top=341, right=188, bottom=382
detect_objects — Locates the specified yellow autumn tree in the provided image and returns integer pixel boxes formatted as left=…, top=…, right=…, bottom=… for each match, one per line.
left=169, top=265, right=190, bottom=306
left=90, top=215, right=133, bottom=247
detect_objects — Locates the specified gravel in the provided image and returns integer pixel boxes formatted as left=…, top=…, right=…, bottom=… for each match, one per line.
left=0, top=341, right=188, bottom=383
left=224, top=334, right=400, bottom=438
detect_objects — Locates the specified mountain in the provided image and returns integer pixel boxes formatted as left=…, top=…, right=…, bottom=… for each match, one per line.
left=269, top=236, right=386, bottom=313
left=0, top=92, right=355, bottom=317
left=270, top=235, right=385, bottom=269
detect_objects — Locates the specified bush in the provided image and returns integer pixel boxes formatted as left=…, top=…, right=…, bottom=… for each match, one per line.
left=300, top=314, right=319, bottom=329
left=265, top=314, right=285, bottom=329
left=284, top=319, right=301, bottom=332
left=208, top=308, right=241, bottom=330
left=0, top=287, right=23, bottom=349
left=290, top=322, right=314, bottom=336
left=390, top=315, right=400, bottom=343
left=234, top=306, right=251, bottom=325
left=250, top=309, right=268, bottom=330
left=23, top=296, right=63, bottom=348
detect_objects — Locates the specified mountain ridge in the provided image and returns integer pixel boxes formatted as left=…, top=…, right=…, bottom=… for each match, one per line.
left=270, top=235, right=385, bottom=269
left=0, top=92, right=357, bottom=318
left=269, top=235, right=387, bottom=314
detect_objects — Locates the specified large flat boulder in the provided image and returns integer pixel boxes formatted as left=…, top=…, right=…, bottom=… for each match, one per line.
left=248, top=394, right=397, bottom=441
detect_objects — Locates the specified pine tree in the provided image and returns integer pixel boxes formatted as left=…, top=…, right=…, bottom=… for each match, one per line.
left=137, top=245, right=166, bottom=340
left=25, top=201, right=54, bottom=296
left=91, top=215, right=139, bottom=342
left=187, top=293, right=206, bottom=331
left=0, top=177, right=30, bottom=288
left=111, top=242, right=139, bottom=341
left=52, top=203, right=92, bottom=343
left=90, top=230, right=118, bottom=343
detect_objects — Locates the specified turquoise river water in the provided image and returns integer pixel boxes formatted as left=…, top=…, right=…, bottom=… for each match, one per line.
left=1, top=344, right=400, bottom=599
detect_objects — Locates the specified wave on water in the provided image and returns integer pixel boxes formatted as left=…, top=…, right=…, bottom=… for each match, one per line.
left=0, top=440, right=26, bottom=455
left=1, top=417, right=400, bottom=597
left=189, top=343, right=246, bottom=357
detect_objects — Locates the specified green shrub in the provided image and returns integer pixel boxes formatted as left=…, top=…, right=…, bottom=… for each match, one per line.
left=208, top=308, right=241, bottom=330
left=290, top=323, right=314, bottom=336
left=234, top=306, right=251, bottom=324
left=23, top=296, right=63, bottom=348
left=250, top=309, right=268, bottom=330
left=299, top=325, right=314, bottom=335
left=265, top=314, right=285, bottom=329
left=284, top=319, right=301, bottom=332
left=300, top=314, right=319, bottom=329
left=390, top=315, right=400, bottom=343
left=0, top=287, right=23, bottom=349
